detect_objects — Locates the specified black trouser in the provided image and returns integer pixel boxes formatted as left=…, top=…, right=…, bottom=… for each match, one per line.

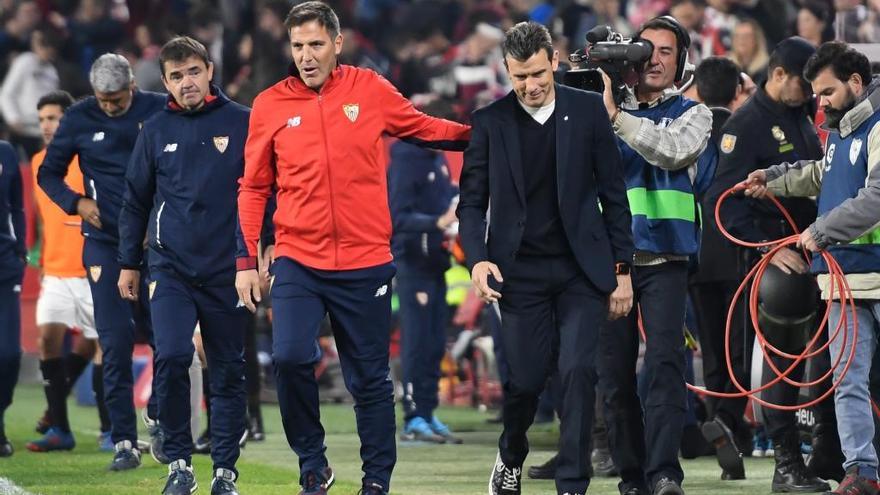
left=599, top=262, right=688, bottom=492
left=497, top=254, right=606, bottom=495
left=690, top=280, right=750, bottom=430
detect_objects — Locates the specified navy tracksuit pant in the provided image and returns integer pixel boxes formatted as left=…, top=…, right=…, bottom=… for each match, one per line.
left=397, top=263, right=447, bottom=422
left=270, top=257, right=396, bottom=491
left=83, top=238, right=157, bottom=444
left=149, top=269, right=247, bottom=473
left=598, top=261, right=688, bottom=492
left=0, top=277, right=22, bottom=438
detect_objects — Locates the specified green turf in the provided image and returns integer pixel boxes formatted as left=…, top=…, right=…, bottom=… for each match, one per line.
left=0, top=384, right=805, bottom=494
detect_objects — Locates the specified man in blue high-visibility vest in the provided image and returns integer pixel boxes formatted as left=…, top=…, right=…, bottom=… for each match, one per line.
left=747, top=40, right=880, bottom=495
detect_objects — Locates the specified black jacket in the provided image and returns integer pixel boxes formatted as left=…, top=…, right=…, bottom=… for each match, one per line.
left=707, top=87, right=821, bottom=253
left=457, top=85, right=633, bottom=294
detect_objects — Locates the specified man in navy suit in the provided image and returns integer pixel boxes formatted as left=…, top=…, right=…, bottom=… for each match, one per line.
left=457, top=21, right=635, bottom=495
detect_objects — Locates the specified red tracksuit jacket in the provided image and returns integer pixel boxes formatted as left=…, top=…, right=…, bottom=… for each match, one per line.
left=237, top=65, right=471, bottom=271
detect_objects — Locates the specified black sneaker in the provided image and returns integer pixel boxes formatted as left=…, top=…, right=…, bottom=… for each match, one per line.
left=489, top=452, right=522, bottom=495
left=527, top=453, right=556, bottom=480
left=211, top=468, right=239, bottom=495
left=357, top=482, right=388, bottom=495
left=653, top=477, right=684, bottom=495
left=193, top=430, right=211, bottom=455
left=592, top=447, right=618, bottom=477
left=0, top=439, right=12, bottom=457
left=108, top=440, right=141, bottom=471
left=163, top=459, right=197, bottom=495
left=298, top=466, right=335, bottom=495
left=143, top=409, right=171, bottom=464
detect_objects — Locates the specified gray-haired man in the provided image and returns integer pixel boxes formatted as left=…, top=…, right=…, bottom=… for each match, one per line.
left=38, top=53, right=165, bottom=471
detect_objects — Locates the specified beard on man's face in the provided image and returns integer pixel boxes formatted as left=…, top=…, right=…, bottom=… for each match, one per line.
left=824, top=91, right=856, bottom=129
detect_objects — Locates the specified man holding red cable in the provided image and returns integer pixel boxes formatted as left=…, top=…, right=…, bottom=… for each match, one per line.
left=748, top=41, right=880, bottom=495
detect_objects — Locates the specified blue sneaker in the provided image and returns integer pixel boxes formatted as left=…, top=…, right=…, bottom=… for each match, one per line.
left=98, top=431, right=114, bottom=452
left=401, top=417, right=445, bottom=443
left=108, top=440, right=141, bottom=471
left=163, top=459, right=197, bottom=495
left=430, top=416, right=463, bottom=444
left=26, top=426, right=76, bottom=452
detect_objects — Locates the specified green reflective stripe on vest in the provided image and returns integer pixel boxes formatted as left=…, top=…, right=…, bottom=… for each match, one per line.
left=626, top=187, right=696, bottom=221
left=851, top=228, right=880, bottom=245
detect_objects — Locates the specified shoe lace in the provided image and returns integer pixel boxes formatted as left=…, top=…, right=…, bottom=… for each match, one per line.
left=501, top=466, right=521, bottom=490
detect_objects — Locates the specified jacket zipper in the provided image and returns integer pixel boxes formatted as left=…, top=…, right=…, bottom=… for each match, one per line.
left=90, top=179, right=98, bottom=201
left=156, top=201, right=166, bottom=248
left=317, top=94, right=340, bottom=268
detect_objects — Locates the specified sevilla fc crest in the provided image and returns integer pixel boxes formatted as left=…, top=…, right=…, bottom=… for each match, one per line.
left=343, top=104, right=359, bottom=122
left=213, top=136, right=229, bottom=153
left=89, top=266, right=102, bottom=283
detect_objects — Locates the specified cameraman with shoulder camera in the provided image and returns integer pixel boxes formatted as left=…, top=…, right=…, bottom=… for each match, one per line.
left=597, top=15, right=711, bottom=495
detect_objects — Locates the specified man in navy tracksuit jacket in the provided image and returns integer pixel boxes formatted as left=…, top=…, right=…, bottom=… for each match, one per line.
left=117, top=37, right=249, bottom=495
left=387, top=136, right=460, bottom=443
left=37, top=54, right=165, bottom=471
left=0, top=140, right=25, bottom=458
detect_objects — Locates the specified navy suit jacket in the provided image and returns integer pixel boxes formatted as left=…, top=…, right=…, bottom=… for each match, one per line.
left=457, top=84, right=634, bottom=294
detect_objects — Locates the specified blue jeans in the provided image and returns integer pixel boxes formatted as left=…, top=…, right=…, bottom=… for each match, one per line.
left=829, top=300, right=880, bottom=480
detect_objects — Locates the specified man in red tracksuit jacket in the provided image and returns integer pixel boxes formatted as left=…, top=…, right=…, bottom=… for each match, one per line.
left=235, top=3, right=470, bottom=495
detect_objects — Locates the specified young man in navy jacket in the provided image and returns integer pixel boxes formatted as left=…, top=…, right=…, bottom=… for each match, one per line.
left=117, top=37, right=251, bottom=495
left=37, top=53, right=165, bottom=471
left=0, top=139, right=25, bottom=458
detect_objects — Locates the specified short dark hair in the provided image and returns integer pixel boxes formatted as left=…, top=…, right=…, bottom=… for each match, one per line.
left=638, top=16, right=687, bottom=57
left=284, top=1, right=341, bottom=39
left=800, top=0, right=831, bottom=24
left=37, top=90, right=75, bottom=112
left=804, top=41, right=871, bottom=84
left=695, top=57, right=740, bottom=106
left=501, top=22, right=553, bottom=65
left=159, top=36, right=211, bottom=76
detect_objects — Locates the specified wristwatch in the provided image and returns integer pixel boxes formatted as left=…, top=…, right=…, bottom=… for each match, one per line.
left=615, top=262, right=631, bottom=275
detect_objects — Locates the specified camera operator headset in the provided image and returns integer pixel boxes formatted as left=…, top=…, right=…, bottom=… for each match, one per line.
left=595, top=15, right=713, bottom=495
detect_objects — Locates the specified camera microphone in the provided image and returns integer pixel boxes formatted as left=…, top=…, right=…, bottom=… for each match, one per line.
left=585, top=25, right=612, bottom=44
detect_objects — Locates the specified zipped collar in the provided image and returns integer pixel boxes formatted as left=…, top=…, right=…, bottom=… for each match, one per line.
left=286, top=62, right=344, bottom=95
left=165, top=84, right=228, bottom=114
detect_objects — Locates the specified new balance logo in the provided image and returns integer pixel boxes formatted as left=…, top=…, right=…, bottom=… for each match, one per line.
left=287, top=116, right=301, bottom=127
left=163, top=143, right=178, bottom=153
left=374, top=285, right=388, bottom=297
left=92, top=132, right=105, bottom=142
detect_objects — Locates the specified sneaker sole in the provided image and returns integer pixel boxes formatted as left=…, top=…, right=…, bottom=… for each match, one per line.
left=25, top=443, right=75, bottom=452
left=400, top=432, right=446, bottom=444
left=702, top=422, right=745, bottom=479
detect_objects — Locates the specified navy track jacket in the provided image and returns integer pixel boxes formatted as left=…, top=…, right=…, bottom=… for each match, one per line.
left=118, top=87, right=254, bottom=286
left=37, top=90, right=166, bottom=245
left=0, top=141, right=25, bottom=284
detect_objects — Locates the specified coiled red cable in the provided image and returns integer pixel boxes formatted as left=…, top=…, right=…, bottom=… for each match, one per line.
left=638, top=183, right=858, bottom=411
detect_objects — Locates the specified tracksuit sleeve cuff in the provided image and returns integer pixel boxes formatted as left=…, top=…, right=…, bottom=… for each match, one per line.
left=237, top=256, right=258, bottom=271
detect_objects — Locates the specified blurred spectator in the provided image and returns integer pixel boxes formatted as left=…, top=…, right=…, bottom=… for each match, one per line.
left=190, top=7, right=227, bottom=85
left=561, top=0, right=633, bottom=49
left=857, top=0, right=880, bottom=41
left=0, top=0, right=40, bottom=74
left=798, top=0, right=834, bottom=45
left=230, top=0, right=291, bottom=106
left=670, top=0, right=711, bottom=63
left=339, top=27, right=390, bottom=76
left=117, top=41, right=163, bottom=93
left=444, top=22, right=507, bottom=114
left=730, top=18, right=769, bottom=82
left=703, top=0, right=741, bottom=54
left=50, top=0, right=126, bottom=73
left=0, top=26, right=61, bottom=158
left=834, top=0, right=869, bottom=41
left=628, top=0, right=672, bottom=28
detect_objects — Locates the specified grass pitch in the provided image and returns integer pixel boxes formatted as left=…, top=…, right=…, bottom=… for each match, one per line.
left=0, top=385, right=799, bottom=494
